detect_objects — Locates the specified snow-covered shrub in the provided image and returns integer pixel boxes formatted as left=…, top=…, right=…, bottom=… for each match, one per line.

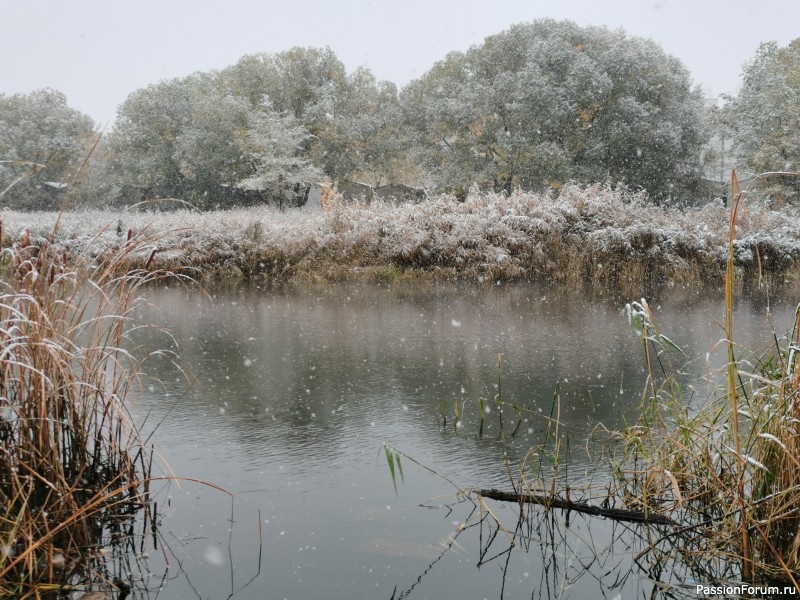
left=3, top=184, right=799, bottom=287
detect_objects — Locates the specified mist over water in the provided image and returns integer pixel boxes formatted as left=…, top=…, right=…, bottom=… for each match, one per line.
left=131, top=282, right=795, bottom=598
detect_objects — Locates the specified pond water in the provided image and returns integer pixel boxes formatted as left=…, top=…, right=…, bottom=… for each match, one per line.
left=127, top=282, right=796, bottom=599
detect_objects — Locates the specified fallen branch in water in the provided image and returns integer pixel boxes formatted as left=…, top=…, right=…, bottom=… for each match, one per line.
left=478, top=489, right=676, bottom=526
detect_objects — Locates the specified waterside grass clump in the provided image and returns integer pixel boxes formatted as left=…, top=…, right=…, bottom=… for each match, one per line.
left=531, top=173, right=800, bottom=586
left=603, top=297, right=800, bottom=586
left=4, top=182, right=800, bottom=289
left=0, top=218, right=179, bottom=598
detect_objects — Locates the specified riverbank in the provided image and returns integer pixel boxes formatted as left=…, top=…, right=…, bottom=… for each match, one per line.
left=5, top=184, right=800, bottom=289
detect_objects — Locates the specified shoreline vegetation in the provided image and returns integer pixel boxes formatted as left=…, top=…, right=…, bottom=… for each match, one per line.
left=0, top=217, right=182, bottom=598
left=3, top=183, right=800, bottom=291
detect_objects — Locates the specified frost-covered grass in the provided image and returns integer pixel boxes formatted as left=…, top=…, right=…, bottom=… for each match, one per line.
left=0, top=223, right=173, bottom=597
left=4, top=184, right=800, bottom=288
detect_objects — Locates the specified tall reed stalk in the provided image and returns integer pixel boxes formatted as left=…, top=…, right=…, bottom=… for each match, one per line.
left=727, top=170, right=750, bottom=579
left=0, top=218, right=178, bottom=598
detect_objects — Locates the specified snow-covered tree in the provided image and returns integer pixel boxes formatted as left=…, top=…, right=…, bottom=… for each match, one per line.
left=402, top=20, right=707, bottom=200
left=104, top=77, right=193, bottom=204
left=105, top=74, right=261, bottom=208
left=173, top=74, right=253, bottom=205
left=91, top=47, right=413, bottom=208
left=724, top=39, right=800, bottom=202
left=307, top=67, right=413, bottom=186
left=222, top=49, right=411, bottom=185
left=238, top=111, right=323, bottom=209
left=0, top=89, right=95, bottom=209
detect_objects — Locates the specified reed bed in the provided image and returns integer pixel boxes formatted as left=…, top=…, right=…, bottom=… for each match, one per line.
left=582, top=173, right=800, bottom=586
left=0, top=217, right=179, bottom=598
left=591, top=299, right=800, bottom=587
left=4, top=183, right=800, bottom=289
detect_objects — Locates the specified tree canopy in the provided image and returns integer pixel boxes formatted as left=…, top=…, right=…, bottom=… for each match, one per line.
left=724, top=39, right=800, bottom=202
left=95, top=47, right=408, bottom=208
left=2, top=23, right=723, bottom=209
left=401, top=20, right=707, bottom=200
left=0, top=89, right=96, bottom=209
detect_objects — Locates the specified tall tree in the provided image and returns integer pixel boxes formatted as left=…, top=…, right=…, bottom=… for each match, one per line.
left=222, top=49, right=411, bottom=185
left=402, top=20, right=707, bottom=200
left=308, top=67, right=412, bottom=186
left=96, top=47, right=413, bottom=208
left=105, top=73, right=306, bottom=209
left=104, top=77, right=193, bottom=204
left=0, top=89, right=95, bottom=209
left=724, top=39, right=800, bottom=202
left=173, top=74, right=253, bottom=206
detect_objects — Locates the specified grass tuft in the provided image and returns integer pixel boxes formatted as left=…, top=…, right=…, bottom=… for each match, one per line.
left=0, top=214, right=184, bottom=597
left=595, top=172, right=800, bottom=585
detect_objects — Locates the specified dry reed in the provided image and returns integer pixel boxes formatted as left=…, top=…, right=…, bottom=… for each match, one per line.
left=4, top=183, right=800, bottom=290
left=0, top=216, right=182, bottom=598
left=595, top=172, right=800, bottom=585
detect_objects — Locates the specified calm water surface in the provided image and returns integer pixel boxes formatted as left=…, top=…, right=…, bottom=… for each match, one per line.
left=128, top=282, right=795, bottom=599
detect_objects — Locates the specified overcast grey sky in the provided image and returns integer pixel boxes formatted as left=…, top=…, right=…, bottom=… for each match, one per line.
left=3, top=0, right=798, bottom=126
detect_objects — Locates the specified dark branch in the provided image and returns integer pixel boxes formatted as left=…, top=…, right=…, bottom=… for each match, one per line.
left=478, top=488, right=677, bottom=526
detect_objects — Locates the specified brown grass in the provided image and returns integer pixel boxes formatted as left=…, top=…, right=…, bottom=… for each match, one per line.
left=589, top=172, right=800, bottom=585
left=0, top=216, right=184, bottom=598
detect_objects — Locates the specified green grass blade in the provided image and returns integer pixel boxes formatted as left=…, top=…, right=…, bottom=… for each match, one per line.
left=396, top=454, right=404, bottom=483
left=384, top=444, right=398, bottom=494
